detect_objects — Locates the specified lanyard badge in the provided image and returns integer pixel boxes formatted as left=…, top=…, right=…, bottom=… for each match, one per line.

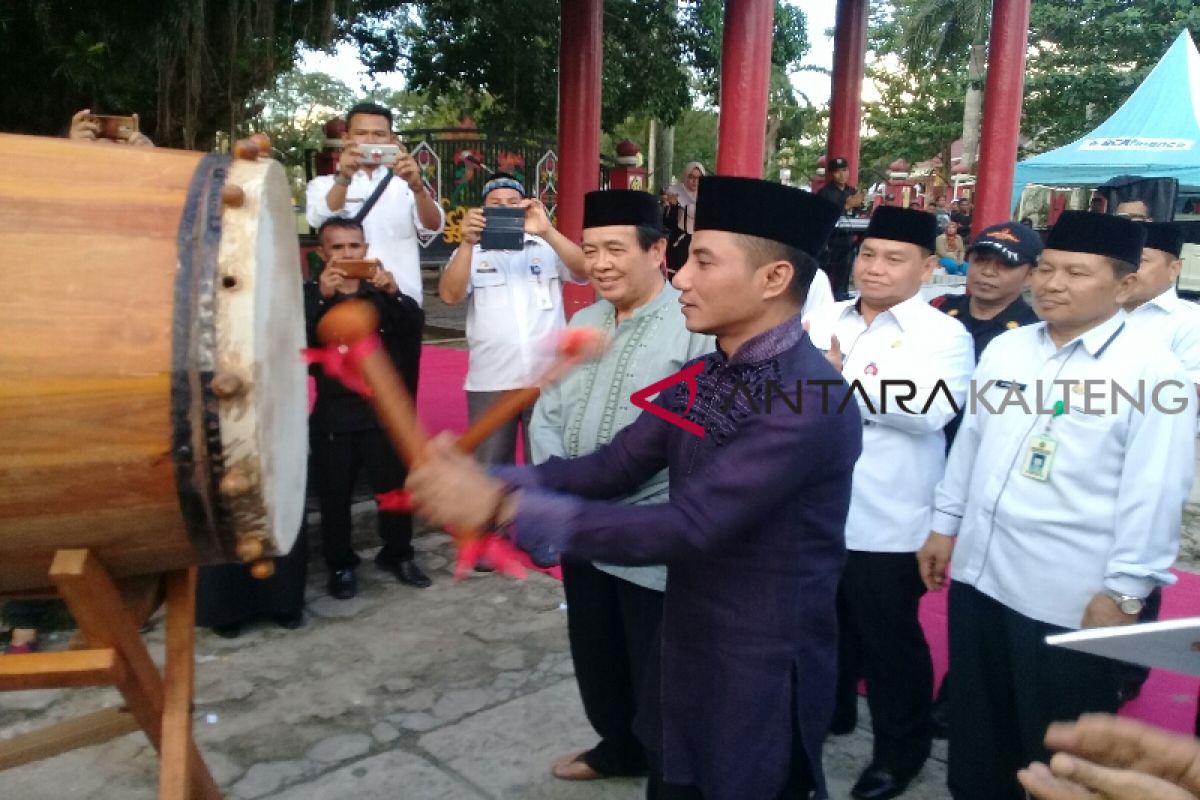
left=1020, top=400, right=1063, bottom=481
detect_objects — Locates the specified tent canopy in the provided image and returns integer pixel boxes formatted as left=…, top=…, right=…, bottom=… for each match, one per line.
left=1013, top=30, right=1200, bottom=201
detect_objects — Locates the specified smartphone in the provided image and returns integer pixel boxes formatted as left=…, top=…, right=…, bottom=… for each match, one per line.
left=89, top=114, right=138, bottom=141
left=331, top=258, right=380, bottom=279
left=481, top=207, right=526, bottom=251
left=359, top=144, right=400, bottom=166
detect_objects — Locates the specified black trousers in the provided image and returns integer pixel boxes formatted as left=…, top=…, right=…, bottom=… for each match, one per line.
left=821, top=235, right=855, bottom=299
left=562, top=559, right=663, bottom=776
left=947, top=582, right=1120, bottom=800
left=835, top=550, right=932, bottom=776
left=310, top=428, right=413, bottom=571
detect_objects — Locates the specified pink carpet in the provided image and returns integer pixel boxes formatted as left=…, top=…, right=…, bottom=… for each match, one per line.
left=419, top=344, right=1200, bottom=734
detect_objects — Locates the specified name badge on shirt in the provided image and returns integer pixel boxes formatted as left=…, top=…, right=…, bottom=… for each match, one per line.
left=1020, top=434, right=1058, bottom=481
left=535, top=281, right=554, bottom=310
left=529, top=261, right=554, bottom=309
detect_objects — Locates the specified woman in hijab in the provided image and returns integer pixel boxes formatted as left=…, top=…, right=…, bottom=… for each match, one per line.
left=664, top=161, right=705, bottom=274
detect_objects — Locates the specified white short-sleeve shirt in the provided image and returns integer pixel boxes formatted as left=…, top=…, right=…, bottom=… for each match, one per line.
left=459, top=234, right=586, bottom=391
left=306, top=168, right=445, bottom=307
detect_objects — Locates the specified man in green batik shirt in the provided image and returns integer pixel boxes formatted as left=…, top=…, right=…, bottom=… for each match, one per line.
left=530, top=190, right=713, bottom=783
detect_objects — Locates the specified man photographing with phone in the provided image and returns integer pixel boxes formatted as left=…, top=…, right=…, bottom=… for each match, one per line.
left=438, top=174, right=587, bottom=467
left=305, top=218, right=431, bottom=599
left=306, top=101, right=444, bottom=315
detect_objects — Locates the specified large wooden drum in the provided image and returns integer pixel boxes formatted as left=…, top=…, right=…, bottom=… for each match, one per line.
left=0, top=133, right=307, bottom=591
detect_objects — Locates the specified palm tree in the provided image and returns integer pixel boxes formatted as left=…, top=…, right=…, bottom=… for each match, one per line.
left=899, top=0, right=991, bottom=173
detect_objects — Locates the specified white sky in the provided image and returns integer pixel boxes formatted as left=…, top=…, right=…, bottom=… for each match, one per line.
left=298, top=1, right=838, bottom=107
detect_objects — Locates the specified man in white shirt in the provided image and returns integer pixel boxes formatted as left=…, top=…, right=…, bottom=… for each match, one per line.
left=1115, top=221, right=1200, bottom=703
left=807, top=206, right=974, bottom=800
left=918, top=211, right=1197, bottom=800
left=438, top=174, right=587, bottom=464
left=306, top=102, right=445, bottom=308
left=1124, top=222, right=1200, bottom=392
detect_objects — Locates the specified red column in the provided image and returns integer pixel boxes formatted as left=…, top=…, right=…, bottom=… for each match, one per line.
left=827, top=0, right=868, bottom=186
left=557, top=0, right=602, bottom=316
left=715, top=0, right=774, bottom=177
left=973, top=0, right=1031, bottom=230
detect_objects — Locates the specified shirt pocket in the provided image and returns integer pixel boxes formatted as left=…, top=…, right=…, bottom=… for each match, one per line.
left=472, top=270, right=508, bottom=308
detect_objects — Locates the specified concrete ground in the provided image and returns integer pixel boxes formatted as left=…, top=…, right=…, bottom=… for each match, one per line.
left=0, top=517, right=949, bottom=800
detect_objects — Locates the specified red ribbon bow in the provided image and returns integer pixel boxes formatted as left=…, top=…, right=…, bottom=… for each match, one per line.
left=302, top=335, right=382, bottom=398
left=374, top=489, right=561, bottom=582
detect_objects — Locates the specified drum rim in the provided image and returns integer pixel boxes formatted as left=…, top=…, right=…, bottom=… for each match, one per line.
left=171, top=152, right=236, bottom=562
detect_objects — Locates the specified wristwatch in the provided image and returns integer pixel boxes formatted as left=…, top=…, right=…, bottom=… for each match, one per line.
left=1103, top=589, right=1145, bottom=615
left=333, top=173, right=352, bottom=187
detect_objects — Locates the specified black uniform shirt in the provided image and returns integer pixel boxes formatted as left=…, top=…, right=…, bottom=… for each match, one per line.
left=304, top=282, right=425, bottom=434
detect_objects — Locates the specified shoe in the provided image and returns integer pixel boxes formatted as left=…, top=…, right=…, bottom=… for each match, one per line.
left=930, top=696, right=950, bottom=740
left=210, top=624, right=242, bottom=639
left=828, top=707, right=858, bottom=736
left=274, top=613, right=304, bottom=630
left=851, top=765, right=913, bottom=800
left=327, top=568, right=357, bottom=599
left=377, top=556, right=432, bottom=589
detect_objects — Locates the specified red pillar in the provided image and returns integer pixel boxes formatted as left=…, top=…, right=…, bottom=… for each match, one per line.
left=557, top=0, right=602, bottom=316
left=826, top=0, right=868, bottom=187
left=973, top=0, right=1031, bottom=230
left=715, top=0, right=774, bottom=177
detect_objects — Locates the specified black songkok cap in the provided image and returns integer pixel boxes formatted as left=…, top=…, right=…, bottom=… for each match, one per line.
left=863, top=205, right=939, bottom=253
left=1046, top=211, right=1146, bottom=266
left=583, top=190, right=662, bottom=229
left=1140, top=221, right=1185, bottom=259
left=693, top=176, right=841, bottom=258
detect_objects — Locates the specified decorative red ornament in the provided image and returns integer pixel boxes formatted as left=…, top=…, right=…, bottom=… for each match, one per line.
left=301, top=335, right=382, bottom=398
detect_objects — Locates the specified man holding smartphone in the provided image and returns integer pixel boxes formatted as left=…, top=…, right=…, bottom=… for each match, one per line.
left=438, top=174, right=587, bottom=466
left=306, top=102, right=444, bottom=313
left=306, top=218, right=431, bottom=599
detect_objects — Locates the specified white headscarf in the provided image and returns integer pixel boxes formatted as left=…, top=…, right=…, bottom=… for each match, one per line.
left=669, top=161, right=706, bottom=234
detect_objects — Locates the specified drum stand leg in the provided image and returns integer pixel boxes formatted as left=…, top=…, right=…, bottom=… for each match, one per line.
left=0, top=549, right=221, bottom=799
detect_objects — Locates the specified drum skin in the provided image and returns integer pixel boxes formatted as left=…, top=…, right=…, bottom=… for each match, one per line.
left=0, top=133, right=306, bottom=591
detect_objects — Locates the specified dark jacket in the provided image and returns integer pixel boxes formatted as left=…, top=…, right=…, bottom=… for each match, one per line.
left=304, top=282, right=424, bottom=434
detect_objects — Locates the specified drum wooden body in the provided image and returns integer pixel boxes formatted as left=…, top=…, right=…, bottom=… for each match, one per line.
left=0, top=133, right=307, bottom=591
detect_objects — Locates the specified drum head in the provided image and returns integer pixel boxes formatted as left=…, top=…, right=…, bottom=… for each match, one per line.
left=215, top=157, right=306, bottom=557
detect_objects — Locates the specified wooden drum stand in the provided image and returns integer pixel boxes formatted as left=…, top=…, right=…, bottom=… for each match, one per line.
left=0, top=550, right=220, bottom=799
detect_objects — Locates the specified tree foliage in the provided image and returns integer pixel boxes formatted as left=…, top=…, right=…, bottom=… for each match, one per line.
left=859, top=5, right=965, bottom=185
left=1024, top=0, right=1200, bottom=148
left=0, top=0, right=369, bottom=148
left=385, top=0, right=811, bottom=138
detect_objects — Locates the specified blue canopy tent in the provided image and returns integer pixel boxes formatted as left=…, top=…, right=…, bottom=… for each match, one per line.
left=1013, top=30, right=1200, bottom=205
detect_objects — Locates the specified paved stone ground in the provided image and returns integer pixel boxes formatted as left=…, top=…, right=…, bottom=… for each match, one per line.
left=0, top=508, right=950, bottom=800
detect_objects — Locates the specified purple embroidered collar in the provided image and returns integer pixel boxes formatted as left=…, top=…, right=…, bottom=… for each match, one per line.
left=720, top=313, right=806, bottom=366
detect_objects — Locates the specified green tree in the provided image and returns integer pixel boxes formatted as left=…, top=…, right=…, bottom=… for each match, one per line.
left=0, top=1, right=375, bottom=147
left=358, top=0, right=692, bottom=136
left=250, top=70, right=355, bottom=166
left=1024, top=0, right=1200, bottom=149
left=892, top=0, right=989, bottom=171
left=860, top=5, right=965, bottom=188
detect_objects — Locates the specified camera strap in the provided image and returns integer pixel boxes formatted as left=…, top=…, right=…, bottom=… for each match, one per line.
left=352, top=170, right=394, bottom=225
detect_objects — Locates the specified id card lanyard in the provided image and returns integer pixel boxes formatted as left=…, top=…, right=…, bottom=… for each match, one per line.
left=1020, top=400, right=1064, bottom=481
left=530, top=261, right=554, bottom=310
left=1019, top=341, right=1080, bottom=482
